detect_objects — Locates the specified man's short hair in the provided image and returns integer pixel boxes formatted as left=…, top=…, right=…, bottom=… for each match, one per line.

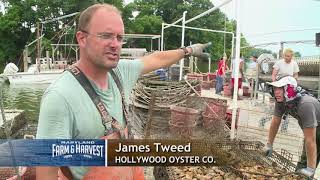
left=252, top=55, right=258, bottom=59
left=283, top=48, right=294, bottom=55
left=78, top=4, right=122, bottom=32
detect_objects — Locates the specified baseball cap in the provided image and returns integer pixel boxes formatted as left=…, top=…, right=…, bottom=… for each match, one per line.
left=266, top=76, right=297, bottom=88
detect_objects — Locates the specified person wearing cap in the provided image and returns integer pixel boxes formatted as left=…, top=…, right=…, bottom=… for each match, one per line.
left=263, top=76, right=320, bottom=178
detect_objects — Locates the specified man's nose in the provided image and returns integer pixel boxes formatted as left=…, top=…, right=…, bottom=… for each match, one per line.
left=109, top=37, right=122, bottom=48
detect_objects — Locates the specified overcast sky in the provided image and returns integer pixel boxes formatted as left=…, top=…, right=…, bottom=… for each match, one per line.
left=211, top=0, right=320, bottom=56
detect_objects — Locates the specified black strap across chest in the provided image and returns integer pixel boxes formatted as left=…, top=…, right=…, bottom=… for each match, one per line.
left=66, top=66, right=129, bottom=136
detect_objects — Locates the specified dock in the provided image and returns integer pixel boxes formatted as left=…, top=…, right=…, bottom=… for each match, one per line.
left=0, top=109, right=27, bottom=139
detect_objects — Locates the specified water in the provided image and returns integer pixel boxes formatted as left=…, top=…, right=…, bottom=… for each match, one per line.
left=1, top=83, right=48, bottom=122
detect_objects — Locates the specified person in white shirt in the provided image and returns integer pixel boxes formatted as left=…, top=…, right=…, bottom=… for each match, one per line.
left=246, top=55, right=258, bottom=98
left=271, top=48, right=299, bottom=133
left=231, top=57, right=244, bottom=99
left=248, top=55, right=258, bottom=70
left=272, top=48, right=299, bottom=82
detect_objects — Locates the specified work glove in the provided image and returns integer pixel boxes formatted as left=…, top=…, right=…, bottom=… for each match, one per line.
left=263, top=143, right=273, bottom=157
left=188, top=42, right=212, bottom=59
left=296, top=167, right=315, bottom=178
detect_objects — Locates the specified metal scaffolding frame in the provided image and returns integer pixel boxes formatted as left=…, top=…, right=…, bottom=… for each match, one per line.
left=160, top=0, right=234, bottom=81
left=161, top=0, right=240, bottom=139
left=162, top=23, right=235, bottom=73
left=51, top=44, right=79, bottom=62
left=124, top=34, right=161, bottom=51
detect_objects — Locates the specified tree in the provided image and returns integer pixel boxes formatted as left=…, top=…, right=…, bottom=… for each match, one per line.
left=0, top=0, right=260, bottom=74
left=294, top=51, right=301, bottom=58
left=243, top=47, right=274, bottom=59
left=0, top=3, right=31, bottom=67
left=130, top=0, right=237, bottom=62
left=0, top=0, right=130, bottom=71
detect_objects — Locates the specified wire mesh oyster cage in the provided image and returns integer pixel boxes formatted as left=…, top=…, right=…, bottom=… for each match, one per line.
left=130, top=79, right=201, bottom=137
left=154, top=140, right=306, bottom=180
left=132, top=79, right=200, bottom=110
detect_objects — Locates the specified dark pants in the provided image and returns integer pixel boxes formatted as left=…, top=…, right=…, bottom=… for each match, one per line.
left=215, top=75, right=224, bottom=94
left=296, top=126, right=320, bottom=170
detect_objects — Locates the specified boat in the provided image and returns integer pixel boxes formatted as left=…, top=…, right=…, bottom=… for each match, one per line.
left=3, top=59, right=65, bottom=85
left=6, top=70, right=63, bottom=85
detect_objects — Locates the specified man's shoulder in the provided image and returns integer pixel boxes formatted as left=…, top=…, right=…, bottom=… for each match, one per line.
left=275, top=59, right=285, bottom=64
left=300, top=95, right=319, bottom=105
left=113, top=59, right=143, bottom=78
left=117, top=59, right=142, bottom=66
left=273, top=60, right=283, bottom=69
left=292, top=60, right=299, bottom=65
left=45, top=71, right=81, bottom=97
left=296, top=96, right=320, bottom=115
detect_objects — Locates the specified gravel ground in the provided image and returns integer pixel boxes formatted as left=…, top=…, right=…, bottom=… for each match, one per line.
left=144, top=167, right=155, bottom=180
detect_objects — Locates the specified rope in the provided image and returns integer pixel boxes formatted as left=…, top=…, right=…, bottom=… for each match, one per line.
left=54, top=23, right=76, bottom=61
left=48, top=13, right=79, bottom=42
left=223, top=5, right=227, bottom=55
left=193, top=59, right=204, bottom=73
left=65, top=21, right=77, bottom=61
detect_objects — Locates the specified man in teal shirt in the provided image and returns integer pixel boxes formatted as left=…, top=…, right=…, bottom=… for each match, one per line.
left=36, top=3, right=209, bottom=179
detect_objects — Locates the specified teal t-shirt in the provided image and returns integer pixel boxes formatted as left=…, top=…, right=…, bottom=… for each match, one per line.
left=36, top=59, right=143, bottom=179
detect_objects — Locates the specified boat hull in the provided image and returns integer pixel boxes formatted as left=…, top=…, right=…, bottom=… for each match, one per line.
left=7, top=71, right=63, bottom=84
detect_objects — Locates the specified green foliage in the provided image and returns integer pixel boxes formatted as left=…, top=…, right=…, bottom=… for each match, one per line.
left=243, top=47, right=274, bottom=59
left=0, top=3, right=31, bottom=65
left=131, top=0, right=237, bottom=62
left=294, top=51, right=301, bottom=58
left=125, top=15, right=162, bottom=49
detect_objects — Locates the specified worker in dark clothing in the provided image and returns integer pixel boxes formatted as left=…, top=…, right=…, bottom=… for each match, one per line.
left=263, top=76, right=320, bottom=178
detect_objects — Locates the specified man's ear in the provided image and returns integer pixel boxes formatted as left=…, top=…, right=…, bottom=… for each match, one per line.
left=76, top=31, right=86, bottom=47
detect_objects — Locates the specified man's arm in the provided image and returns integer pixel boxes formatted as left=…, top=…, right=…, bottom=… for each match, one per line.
left=293, top=61, right=299, bottom=80
left=293, top=72, right=298, bottom=80
left=272, top=61, right=280, bottom=82
left=141, top=49, right=187, bottom=74
left=141, top=43, right=210, bottom=74
left=36, top=92, right=73, bottom=179
left=36, top=167, right=59, bottom=180
left=267, top=115, right=281, bottom=145
left=268, top=102, right=286, bottom=145
left=239, top=61, right=244, bottom=78
left=272, top=68, right=279, bottom=82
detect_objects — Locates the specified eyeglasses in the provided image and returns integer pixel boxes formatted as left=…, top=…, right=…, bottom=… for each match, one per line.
left=81, top=30, right=125, bottom=44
